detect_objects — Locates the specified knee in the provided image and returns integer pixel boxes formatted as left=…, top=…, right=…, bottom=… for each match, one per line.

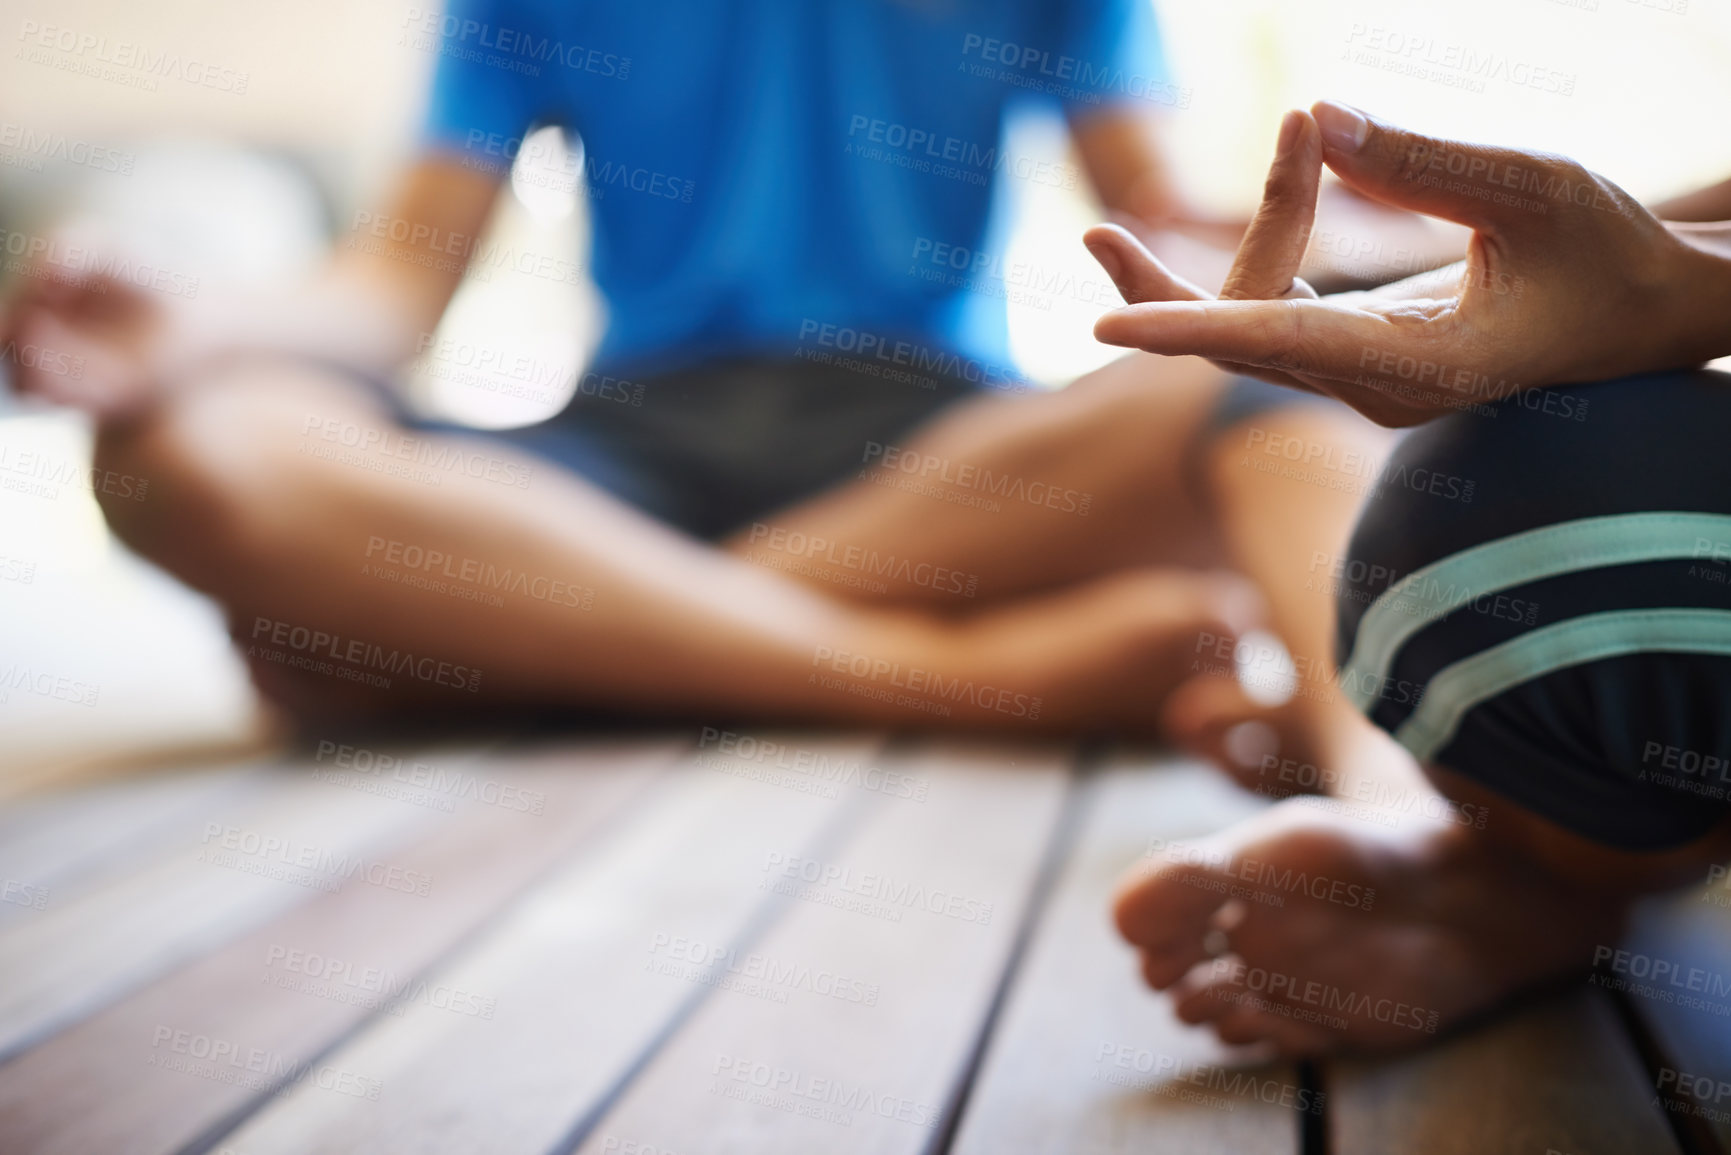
left=1336, top=369, right=1731, bottom=633
left=92, top=391, right=255, bottom=581
left=1326, top=370, right=1731, bottom=850
left=91, top=367, right=382, bottom=588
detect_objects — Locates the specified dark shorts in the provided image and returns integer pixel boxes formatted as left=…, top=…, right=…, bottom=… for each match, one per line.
left=410, top=356, right=983, bottom=540
left=400, top=355, right=1310, bottom=542
left=1202, top=374, right=1325, bottom=436
left=1332, top=370, right=1731, bottom=851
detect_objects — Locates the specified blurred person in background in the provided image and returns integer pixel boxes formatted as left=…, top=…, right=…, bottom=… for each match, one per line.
left=1, top=1, right=1414, bottom=767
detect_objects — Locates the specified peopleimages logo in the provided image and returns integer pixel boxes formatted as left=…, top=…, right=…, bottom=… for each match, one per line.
left=796, top=320, right=1026, bottom=391
left=0, top=663, right=100, bottom=708
left=711, top=1054, right=942, bottom=1129
left=148, top=1026, right=381, bottom=1098
left=861, top=442, right=1092, bottom=517
left=843, top=115, right=1078, bottom=189
left=399, top=8, right=631, bottom=79
left=314, top=740, right=548, bottom=813
left=0, top=121, right=135, bottom=174
left=1092, top=1043, right=1325, bottom=1114
left=249, top=616, right=483, bottom=694
left=646, top=933, right=880, bottom=1006
left=958, top=33, right=1191, bottom=108
left=744, top=523, right=979, bottom=600
left=0, top=227, right=200, bottom=298
left=16, top=20, right=250, bottom=94
left=811, top=643, right=1043, bottom=721
left=697, top=728, right=931, bottom=801
left=263, top=944, right=497, bottom=1019
left=460, top=131, right=693, bottom=202
left=761, top=851, right=995, bottom=926
left=199, top=823, right=435, bottom=897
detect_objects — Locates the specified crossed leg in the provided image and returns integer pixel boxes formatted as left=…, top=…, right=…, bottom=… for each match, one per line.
left=92, top=351, right=1379, bottom=735
left=755, top=351, right=1406, bottom=787
left=731, top=353, right=1236, bottom=604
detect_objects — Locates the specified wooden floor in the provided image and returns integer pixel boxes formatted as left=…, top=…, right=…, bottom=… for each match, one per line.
left=0, top=734, right=1725, bottom=1154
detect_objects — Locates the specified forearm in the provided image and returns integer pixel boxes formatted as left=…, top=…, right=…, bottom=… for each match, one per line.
left=173, top=259, right=440, bottom=383
left=1653, top=175, right=1731, bottom=223
left=1667, top=218, right=1731, bottom=260
left=1071, top=109, right=1184, bottom=224
left=172, top=156, right=497, bottom=383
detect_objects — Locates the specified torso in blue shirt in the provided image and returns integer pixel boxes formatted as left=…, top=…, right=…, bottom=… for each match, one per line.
left=421, top=0, right=1167, bottom=377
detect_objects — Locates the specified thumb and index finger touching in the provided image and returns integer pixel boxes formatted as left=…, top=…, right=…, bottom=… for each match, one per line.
left=1080, top=107, right=1322, bottom=308
left=1219, top=107, right=1322, bottom=302
left=1085, top=108, right=1331, bottom=364
left=1084, top=108, right=1330, bottom=385
left=1086, top=101, right=1542, bottom=308
left=1083, top=103, right=1570, bottom=391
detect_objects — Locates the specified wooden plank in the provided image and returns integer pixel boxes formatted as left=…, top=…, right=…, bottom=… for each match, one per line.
left=0, top=732, right=277, bottom=810
left=0, top=759, right=276, bottom=933
left=949, top=755, right=1303, bottom=1155
left=1331, top=986, right=1681, bottom=1154
left=0, top=748, right=489, bottom=1061
left=569, top=739, right=1074, bottom=1155
left=1620, top=884, right=1731, bottom=1151
left=0, top=738, right=678, bottom=1155
left=209, top=735, right=877, bottom=1155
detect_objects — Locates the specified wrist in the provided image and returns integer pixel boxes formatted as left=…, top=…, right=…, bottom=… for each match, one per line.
left=1660, top=225, right=1731, bottom=367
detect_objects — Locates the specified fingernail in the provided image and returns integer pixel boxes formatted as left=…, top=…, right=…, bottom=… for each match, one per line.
left=1085, top=239, right=1122, bottom=282
left=1313, top=101, right=1369, bottom=154
left=1276, top=110, right=1303, bottom=157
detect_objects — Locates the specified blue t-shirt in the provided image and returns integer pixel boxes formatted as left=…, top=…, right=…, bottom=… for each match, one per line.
left=418, top=0, right=1171, bottom=378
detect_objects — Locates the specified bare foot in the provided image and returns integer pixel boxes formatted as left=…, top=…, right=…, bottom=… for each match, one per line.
left=1114, top=801, right=1626, bottom=1054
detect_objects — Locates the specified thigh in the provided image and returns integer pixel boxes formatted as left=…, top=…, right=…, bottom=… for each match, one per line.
left=94, top=362, right=404, bottom=568
left=93, top=360, right=693, bottom=602
left=733, top=353, right=1249, bottom=607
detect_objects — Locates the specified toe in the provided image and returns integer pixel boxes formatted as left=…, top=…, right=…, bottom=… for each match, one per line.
left=1189, top=571, right=1267, bottom=643
left=1140, top=942, right=1209, bottom=990
left=1173, top=975, right=1236, bottom=1025
left=1260, top=1017, right=1340, bottom=1057
left=1212, top=1010, right=1281, bottom=1048
left=1096, top=567, right=1263, bottom=649
left=1207, top=1008, right=1336, bottom=1055
left=1113, top=854, right=1233, bottom=955
left=1158, top=674, right=1282, bottom=787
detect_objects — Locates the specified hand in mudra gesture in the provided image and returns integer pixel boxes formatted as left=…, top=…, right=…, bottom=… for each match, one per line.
left=1084, top=101, right=1720, bottom=427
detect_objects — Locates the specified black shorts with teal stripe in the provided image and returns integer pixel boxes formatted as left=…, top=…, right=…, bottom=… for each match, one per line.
left=1332, top=370, right=1731, bottom=852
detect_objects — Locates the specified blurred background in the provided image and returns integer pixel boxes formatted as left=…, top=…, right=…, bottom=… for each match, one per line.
left=4, top=0, right=1731, bottom=787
